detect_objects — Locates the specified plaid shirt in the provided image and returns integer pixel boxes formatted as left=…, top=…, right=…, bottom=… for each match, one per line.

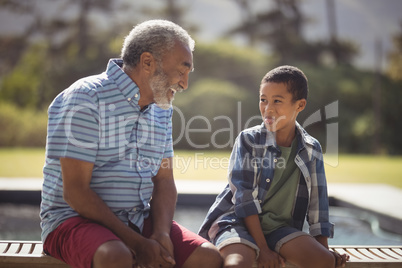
left=198, top=122, right=334, bottom=241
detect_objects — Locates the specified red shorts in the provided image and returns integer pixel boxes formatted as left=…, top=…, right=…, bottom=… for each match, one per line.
left=44, top=216, right=208, bottom=268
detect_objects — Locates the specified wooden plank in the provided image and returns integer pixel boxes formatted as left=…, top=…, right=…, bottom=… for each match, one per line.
left=380, top=248, right=402, bottom=260
left=368, top=248, right=399, bottom=260
left=332, top=247, right=361, bottom=261
left=0, top=242, right=9, bottom=254
left=346, top=247, right=373, bottom=261
left=31, top=243, right=43, bottom=255
left=18, top=243, right=33, bottom=255
left=4, top=243, right=21, bottom=255
left=1, top=242, right=402, bottom=267
left=390, top=248, right=402, bottom=257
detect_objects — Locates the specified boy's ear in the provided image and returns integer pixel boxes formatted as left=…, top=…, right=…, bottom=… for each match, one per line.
left=297, top=99, right=307, bottom=112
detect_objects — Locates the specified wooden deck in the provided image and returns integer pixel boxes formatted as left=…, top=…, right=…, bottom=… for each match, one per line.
left=0, top=241, right=70, bottom=268
left=1, top=241, right=402, bottom=267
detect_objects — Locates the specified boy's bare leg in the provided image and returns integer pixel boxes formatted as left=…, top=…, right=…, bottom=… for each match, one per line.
left=182, top=242, right=223, bottom=268
left=220, top=243, right=256, bottom=268
left=279, top=235, right=335, bottom=268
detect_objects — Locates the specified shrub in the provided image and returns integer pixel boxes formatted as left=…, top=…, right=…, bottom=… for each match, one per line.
left=0, top=102, right=47, bottom=147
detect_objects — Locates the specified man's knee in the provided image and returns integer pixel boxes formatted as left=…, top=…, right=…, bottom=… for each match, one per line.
left=93, top=240, right=132, bottom=268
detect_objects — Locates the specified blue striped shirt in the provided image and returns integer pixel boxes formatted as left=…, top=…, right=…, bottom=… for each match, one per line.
left=40, top=59, right=173, bottom=242
left=198, top=122, right=334, bottom=241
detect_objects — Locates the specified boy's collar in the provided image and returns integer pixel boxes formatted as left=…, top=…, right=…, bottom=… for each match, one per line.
left=260, top=121, right=316, bottom=148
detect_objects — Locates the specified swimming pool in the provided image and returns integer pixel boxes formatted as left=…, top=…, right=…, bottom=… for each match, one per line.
left=1, top=203, right=401, bottom=245
left=174, top=205, right=402, bottom=246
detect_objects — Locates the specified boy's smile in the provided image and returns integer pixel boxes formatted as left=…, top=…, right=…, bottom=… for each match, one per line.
left=259, top=82, right=306, bottom=146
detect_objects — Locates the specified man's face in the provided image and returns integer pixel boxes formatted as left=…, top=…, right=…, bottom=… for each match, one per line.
left=149, top=66, right=182, bottom=110
left=150, top=41, right=193, bottom=110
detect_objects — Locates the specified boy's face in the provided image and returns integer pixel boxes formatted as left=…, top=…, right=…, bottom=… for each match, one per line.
left=259, top=82, right=306, bottom=134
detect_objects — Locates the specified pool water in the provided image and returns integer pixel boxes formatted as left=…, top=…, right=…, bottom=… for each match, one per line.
left=1, top=204, right=401, bottom=245
left=174, top=205, right=402, bottom=245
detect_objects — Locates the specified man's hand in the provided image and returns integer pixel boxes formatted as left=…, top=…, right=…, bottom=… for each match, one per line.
left=150, top=231, right=175, bottom=265
left=131, top=237, right=175, bottom=268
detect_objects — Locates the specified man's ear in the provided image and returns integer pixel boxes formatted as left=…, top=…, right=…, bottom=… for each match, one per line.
left=140, top=52, right=155, bottom=74
left=297, top=99, right=307, bottom=112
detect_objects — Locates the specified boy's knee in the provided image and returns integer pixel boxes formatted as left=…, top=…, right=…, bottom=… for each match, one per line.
left=93, top=240, right=132, bottom=268
left=200, top=242, right=223, bottom=264
left=184, top=242, right=223, bottom=268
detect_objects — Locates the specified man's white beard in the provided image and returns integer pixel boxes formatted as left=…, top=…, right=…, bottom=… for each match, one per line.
left=150, top=70, right=172, bottom=110
left=150, top=69, right=182, bottom=110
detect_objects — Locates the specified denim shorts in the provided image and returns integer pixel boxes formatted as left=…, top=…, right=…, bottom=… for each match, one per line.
left=214, top=224, right=309, bottom=257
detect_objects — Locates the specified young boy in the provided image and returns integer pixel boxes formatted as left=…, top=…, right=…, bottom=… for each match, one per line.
left=199, top=66, right=349, bottom=268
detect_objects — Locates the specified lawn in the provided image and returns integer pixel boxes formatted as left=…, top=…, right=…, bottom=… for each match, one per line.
left=0, top=148, right=401, bottom=188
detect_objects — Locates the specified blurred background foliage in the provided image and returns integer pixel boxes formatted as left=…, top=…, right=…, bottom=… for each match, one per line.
left=0, top=0, right=401, bottom=154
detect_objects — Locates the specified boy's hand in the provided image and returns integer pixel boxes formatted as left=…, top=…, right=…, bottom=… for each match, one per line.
left=257, top=247, right=286, bottom=268
left=331, top=251, right=349, bottom=267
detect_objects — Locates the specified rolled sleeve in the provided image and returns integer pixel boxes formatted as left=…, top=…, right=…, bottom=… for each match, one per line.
left=307, top=142, right=334, bottom=238
left=229, top=132, right=262, bottom=218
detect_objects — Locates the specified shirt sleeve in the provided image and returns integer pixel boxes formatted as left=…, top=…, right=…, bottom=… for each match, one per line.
left=229, top=131, right=262, bottom=218
left=46, top=82, right=100, bottom=163
left=307, top=142, right=334, bottom=238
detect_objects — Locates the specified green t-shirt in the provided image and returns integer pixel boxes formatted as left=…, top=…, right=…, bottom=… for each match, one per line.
left=259, top=138, right=300, bottom=235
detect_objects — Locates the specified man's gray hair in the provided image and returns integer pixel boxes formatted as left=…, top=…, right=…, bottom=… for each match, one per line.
left=121, top=20, right=195, bottom=68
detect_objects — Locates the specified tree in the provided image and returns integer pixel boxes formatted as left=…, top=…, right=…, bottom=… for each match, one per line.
left=0, top=0, right=133, bottom=108
left=142, top=0, right=199, bottom=35
left=387, top=22, right=402, bottom=81
left=228, top=0, right=357, bottom=66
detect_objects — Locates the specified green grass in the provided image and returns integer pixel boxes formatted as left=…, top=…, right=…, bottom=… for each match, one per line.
left=0, top=148, right=46, bottom=177
left=0, top=148, right=401, bottom=188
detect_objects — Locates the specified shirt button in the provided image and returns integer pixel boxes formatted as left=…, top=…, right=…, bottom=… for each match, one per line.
left=231, top=219, right=236, bottom=222
left=127, top=97, right=131, bottom=102
left=266, top=178, right=271, bottom=183
left=134, top=94, right=139, bottom=98
left=274, top=158, right=278, bottom=163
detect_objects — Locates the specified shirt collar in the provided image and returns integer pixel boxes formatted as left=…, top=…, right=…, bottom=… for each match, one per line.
left=106, top=58, right=141, bottom=105
left=260, top=121, right=316, bottom=149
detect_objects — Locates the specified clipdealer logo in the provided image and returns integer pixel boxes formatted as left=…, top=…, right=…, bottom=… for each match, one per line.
left=63, top=100, right=339, bottom=169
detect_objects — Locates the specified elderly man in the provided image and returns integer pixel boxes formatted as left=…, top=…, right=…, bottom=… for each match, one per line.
left=40, top=20, right=222, bottom=268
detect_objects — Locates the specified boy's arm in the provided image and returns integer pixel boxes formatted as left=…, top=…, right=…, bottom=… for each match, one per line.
left=314, top=235, right=328, bottom=248
left=244, top=215, right=285, bottom=267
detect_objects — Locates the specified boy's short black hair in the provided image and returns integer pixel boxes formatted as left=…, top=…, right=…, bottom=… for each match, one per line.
left=261, top=65, right=308, bottom=101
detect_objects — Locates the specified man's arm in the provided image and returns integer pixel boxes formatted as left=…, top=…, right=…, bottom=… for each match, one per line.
left=61, top=157, right=136, bottom=239
left=150, top=157, right=177, bottom=262
left=60, top=157, right=171, bottom=266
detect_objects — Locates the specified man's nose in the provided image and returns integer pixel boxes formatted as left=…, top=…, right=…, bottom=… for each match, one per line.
left=179, top=73, right=189, bottom=90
